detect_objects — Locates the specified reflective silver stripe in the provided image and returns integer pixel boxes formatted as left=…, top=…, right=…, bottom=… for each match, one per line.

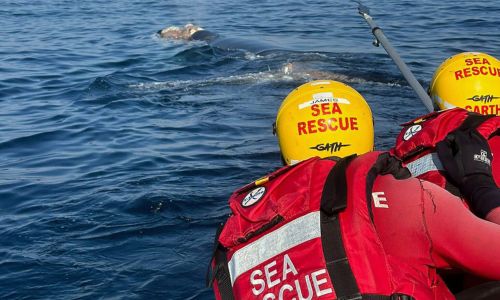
left=405, top=152, right=444, bottom=177
left=228, top=211, right=321, bottom=285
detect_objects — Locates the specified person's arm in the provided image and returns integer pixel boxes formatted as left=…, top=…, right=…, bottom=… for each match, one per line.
left=486, top=207, right=500, bottom=224
left=437, top=129, right=500, bottom=221
left=420, top=180, right=500, bottom=280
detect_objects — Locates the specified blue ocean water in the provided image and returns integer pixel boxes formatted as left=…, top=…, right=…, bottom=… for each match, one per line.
left=1, top=0, right=499, bottom=299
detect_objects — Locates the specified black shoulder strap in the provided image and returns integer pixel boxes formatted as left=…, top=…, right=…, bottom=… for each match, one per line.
left=320, top=154, right=414, bottom=300
left=458, top=112, right=494, bottom=131
left=321, top=154, right=357, bottom=215
left=206, top=223, right=235, bottom=300
left=320, top=154, right=362, bottom=299
left=212, top=245, right=234, bottom=300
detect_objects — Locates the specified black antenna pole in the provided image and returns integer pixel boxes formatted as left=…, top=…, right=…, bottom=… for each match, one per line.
left=356, top=1, right=435, bottom=112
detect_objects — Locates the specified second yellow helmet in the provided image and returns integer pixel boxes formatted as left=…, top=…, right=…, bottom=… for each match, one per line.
left=429, top=52, right=500, bottom=115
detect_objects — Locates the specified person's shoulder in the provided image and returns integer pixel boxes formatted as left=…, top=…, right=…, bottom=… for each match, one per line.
left=387, top=176, right=463, bottom=204
left=419, top=179, right=461, bottom=199
left=231, top=157, right=333, bottom=196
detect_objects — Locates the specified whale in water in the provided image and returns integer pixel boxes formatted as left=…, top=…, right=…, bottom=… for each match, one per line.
left=157, top=23, right=281, bottom=54
left=156, top=24, right=370, bottom=84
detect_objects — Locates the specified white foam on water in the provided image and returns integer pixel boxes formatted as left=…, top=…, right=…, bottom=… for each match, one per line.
left=130, top=62, right=402, bottom=91
left=244, top=52, right=263, bottom=60
left=129, top=71, right=296, bottom=90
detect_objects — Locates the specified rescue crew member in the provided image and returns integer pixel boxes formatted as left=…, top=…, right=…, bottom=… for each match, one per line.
left=208, top=80, right=500, bottom=300
left=390, top=52, right=500, bottom=297
left=392, top=52, right=500, bottom=224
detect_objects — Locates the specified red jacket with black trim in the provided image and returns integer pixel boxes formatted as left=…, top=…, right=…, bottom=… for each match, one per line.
left=391, top=107, right=500, bottom=194
left=208, top=151, right=500, bottom=299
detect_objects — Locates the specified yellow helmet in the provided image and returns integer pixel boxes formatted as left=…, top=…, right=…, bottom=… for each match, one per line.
left=275, top=80, right=374, bottom=165
left=429, top=52, right=500, bottom=115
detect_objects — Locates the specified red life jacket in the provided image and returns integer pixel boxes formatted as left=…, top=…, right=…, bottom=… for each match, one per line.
left=390, top=107, right=500, bottom=195
left=207, top=152, right=414, bottom=300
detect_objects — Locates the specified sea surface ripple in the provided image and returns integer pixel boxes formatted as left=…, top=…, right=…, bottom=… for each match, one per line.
left=1, top=0, right=499, bottom=299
